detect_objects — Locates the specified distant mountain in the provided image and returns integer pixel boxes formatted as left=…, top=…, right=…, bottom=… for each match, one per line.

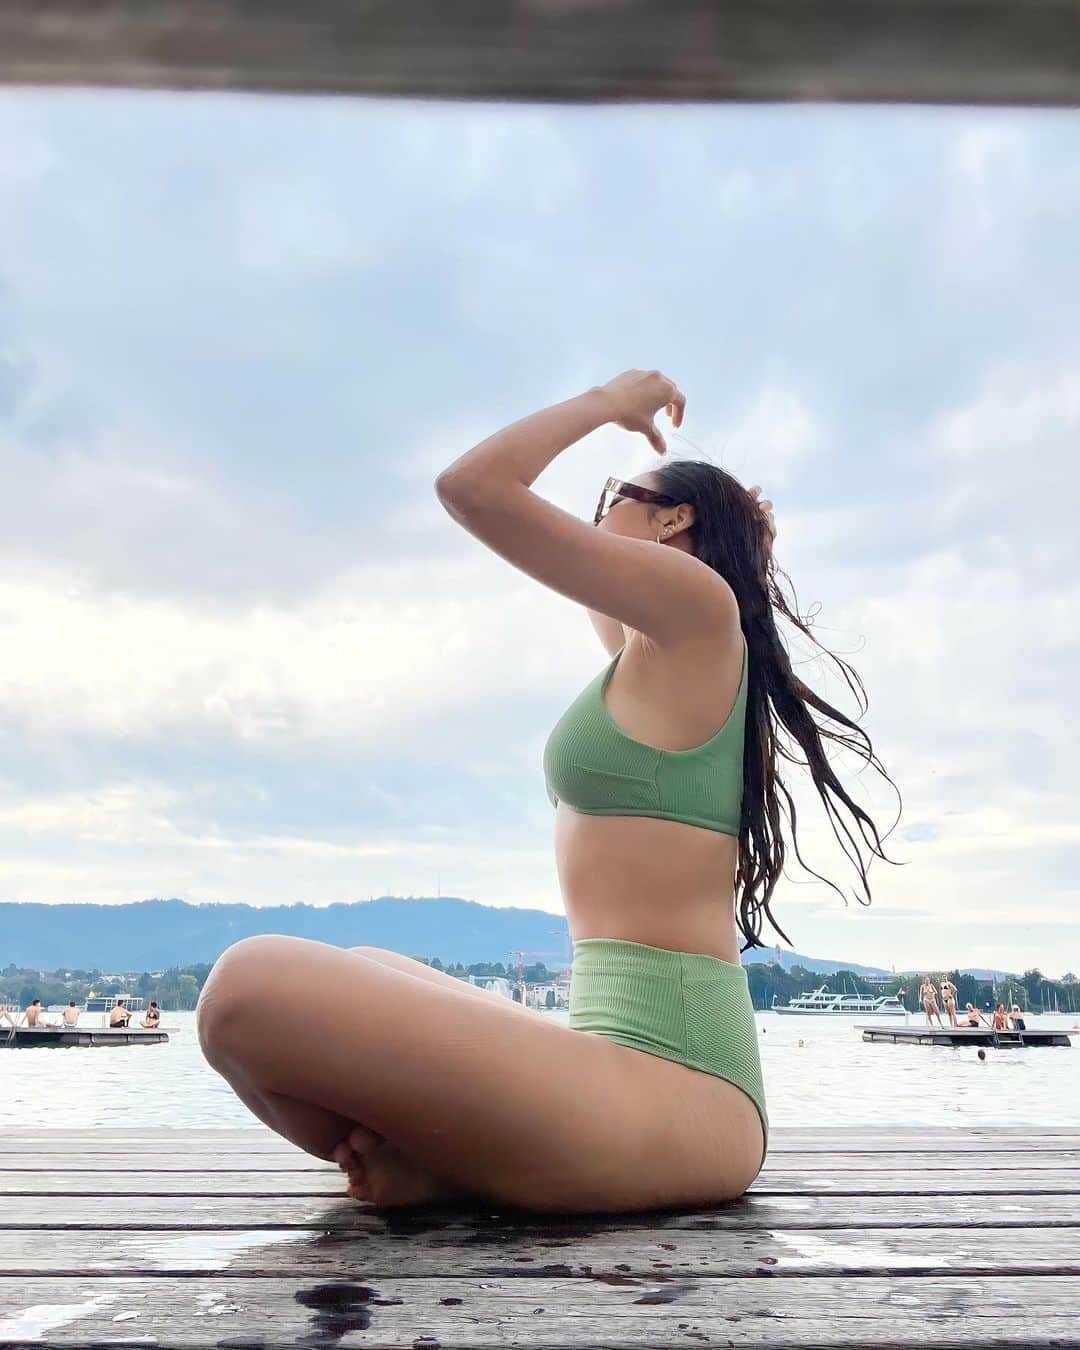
left=1, top=897, right=573, bottom=971
left=2, top=897, right=1014, bottom=979
left=741, top=946, right=1016, bottom=982
left=3, top=897, right=895, bottom=975
left=741, top=945, right=891, bottom=978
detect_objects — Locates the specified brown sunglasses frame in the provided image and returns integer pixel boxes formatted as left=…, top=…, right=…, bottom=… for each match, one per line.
left=593, top=476, right=678, bottom=526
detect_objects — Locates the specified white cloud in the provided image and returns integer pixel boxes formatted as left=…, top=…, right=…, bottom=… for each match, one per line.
left=0, top=89, right=1077, bottom=972
left=0, top=555, right=586, bottom=749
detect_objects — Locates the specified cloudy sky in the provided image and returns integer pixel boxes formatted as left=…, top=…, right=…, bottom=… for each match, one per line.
left=1, top=88, right=1076, bottom=975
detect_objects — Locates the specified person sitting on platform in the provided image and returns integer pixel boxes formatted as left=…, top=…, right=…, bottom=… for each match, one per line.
left=962, top=1002, right=984, bottom=1027
left=62, top=1001, right=80, bottom=1026
left=141, top=1001, right=161, bottom=1029
left=25, top=999, right=44, bottom=1027
left=991, top=1003, right=1008, bottom=1031
left=109, top=998, right=132, bottom=1028
left=1008, top=1004, right=1027, bottom=1031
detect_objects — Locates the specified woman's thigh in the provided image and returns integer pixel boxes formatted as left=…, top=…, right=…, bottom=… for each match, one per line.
left=197, top=935, right=760, bottom=1212
left=346, top=946, right=539, bottom=1019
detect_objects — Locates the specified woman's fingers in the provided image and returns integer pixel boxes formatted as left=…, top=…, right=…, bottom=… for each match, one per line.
left=644, top=418, right=667, bottom=455
left=666, top=386, right=686, bottom=428
left=747, top=485, right=776, bottom=536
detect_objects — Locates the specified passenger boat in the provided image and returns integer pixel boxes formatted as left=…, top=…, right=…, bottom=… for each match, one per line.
left=771, top=983, right=908, bottom=1016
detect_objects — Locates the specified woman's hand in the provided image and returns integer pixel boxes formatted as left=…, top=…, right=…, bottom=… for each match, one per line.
left=595, top=369, right=686, bottom=455
left=748, top=485, right=777, bottom=553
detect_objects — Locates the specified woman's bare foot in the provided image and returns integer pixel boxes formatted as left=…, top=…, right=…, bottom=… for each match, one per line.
left=332, top=1124, right=473, bottom=1208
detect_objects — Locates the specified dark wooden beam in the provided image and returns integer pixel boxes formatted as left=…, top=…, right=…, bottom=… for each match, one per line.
left=1, top=0, right=1079, bottom=107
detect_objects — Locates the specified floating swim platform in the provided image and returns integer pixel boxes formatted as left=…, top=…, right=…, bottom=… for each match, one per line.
left=1, top=1026, right=169, bottom=1048
left=858, top=1023, right=1072, bottom=1048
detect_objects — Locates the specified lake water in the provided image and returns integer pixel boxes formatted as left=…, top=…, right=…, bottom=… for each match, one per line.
left=3, top=1009, right=1077, bottom=1131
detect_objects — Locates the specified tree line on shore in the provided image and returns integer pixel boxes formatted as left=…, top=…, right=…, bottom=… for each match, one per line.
left=1, top=963, right=212, bottom=1012
left=3, top=957, right=1076, bottom=1014
left=0, top=956, right=520, bottom=1012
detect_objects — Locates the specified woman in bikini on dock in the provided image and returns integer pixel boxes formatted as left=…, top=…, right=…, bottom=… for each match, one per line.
left=197, top=369, right=899, bottom=1214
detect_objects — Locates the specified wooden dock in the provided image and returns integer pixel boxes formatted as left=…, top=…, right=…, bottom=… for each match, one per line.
left=1, top=1126, right=1078, bottom=1347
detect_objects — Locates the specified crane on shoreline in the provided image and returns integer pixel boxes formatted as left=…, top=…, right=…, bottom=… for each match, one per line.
left=511, top=929, right=572, bottom=1009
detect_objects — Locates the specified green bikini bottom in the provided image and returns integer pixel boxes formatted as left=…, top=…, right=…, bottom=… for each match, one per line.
left=568, top=937, right=768, bottom=1163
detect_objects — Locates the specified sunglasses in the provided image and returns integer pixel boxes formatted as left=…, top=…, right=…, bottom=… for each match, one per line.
left=594, top=476, right=678, bottom=526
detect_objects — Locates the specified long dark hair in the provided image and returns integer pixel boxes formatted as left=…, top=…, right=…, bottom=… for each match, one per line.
left=647, top=458, right=902, bottom=952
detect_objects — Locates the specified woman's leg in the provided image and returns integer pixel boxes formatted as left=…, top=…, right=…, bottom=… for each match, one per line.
left=197, top=935, right=762, bottom=1213
left=205, top=946, right=539, bottom=1163
left=330, top=946, right=543, bottom=1202
left=346, top=946, right=540, bottom=1018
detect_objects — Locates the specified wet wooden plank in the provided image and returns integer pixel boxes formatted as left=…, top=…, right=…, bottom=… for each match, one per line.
left=3, top=1167, right=1078, bottom=1196
left=0, top=1274, right=1078, bottom=1347
left=5, top=1149, right=1080, bottom=1172
left=0, top=1225, right=1076, bottom=1279
left=2, top=0, right=1080, bottom=108
left=6, top=1125, right=1079, bottom=1150
left=5, top=1190, right=1080, bottom=1230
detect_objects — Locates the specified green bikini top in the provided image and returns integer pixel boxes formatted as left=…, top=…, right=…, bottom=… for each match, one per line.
left=543, top=634, right=748, bottom=836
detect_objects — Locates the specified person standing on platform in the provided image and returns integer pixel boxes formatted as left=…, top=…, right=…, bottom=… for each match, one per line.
left=919, top=977, right=943, bottom=1027
left=939, top=976, right=959, bottom=1026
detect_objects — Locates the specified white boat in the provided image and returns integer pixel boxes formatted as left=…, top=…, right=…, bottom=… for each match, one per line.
left=772, top=983, right=908, bottom=1016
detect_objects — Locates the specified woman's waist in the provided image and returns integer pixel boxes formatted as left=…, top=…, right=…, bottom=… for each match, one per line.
left=563, top=886, right=742, bottom=965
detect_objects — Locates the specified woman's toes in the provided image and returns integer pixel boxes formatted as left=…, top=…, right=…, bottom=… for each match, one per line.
left=345, top=1158, right=373, bottom=1201
left=331, top=1141, right=355, bottom=1171
left=360, top=1143, right=468, bottom=1209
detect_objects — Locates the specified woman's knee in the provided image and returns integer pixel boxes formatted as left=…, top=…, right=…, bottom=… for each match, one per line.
left=197, top=934, right=294, bottom=1070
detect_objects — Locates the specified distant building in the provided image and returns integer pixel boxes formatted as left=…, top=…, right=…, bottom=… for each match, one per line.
left=469, top=976, right=515, bottom=1002
left=525, top=975, right=569, bottom=1011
